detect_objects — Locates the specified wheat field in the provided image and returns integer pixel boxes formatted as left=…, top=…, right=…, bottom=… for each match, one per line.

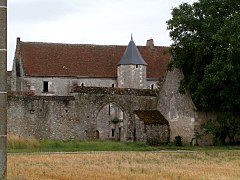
left=8, top=150, right=240, bottom=180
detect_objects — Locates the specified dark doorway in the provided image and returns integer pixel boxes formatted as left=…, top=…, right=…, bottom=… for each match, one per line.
left=84, top=130, right=88, bottom=138
left=112, top=129, right=115, bottom=137
left=118, top=128, right=121, bottom=141
left=96, top=130, right=100, bottom=139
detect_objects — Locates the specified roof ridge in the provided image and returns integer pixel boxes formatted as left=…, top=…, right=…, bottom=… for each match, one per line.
left=21, top=41, right=129, bottom=47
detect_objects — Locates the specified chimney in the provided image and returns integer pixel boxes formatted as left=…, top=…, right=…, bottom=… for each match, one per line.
left=15, top=37, right=21, bottom=59
left=146, top=38, right=154, bottom=49
left=17, top=37, right=20, bottom=45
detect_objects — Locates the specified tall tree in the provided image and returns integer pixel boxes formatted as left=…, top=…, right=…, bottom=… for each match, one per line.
left=167, top=0, right=240, bottom=112
left=167, top=0, right=240, bottom=144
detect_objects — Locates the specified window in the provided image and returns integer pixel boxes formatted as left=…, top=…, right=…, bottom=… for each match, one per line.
left=81, top=83, right=84, bottom=87
left=136, top=65, right=139, bottom=68
left=43, top=81, right=48, bottom=92
left=151, top=84, right=154, bottom=90
left=112, top=84, right=115, bottom=88
left=108, top=104, right=111, bottom=115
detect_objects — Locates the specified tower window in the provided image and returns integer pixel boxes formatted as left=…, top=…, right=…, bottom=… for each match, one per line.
left=136, top=65, right=139, bottom=68
left=43, top=81, right=48, bottom=92
left=112, top=84, right=115, bottom=88
left=81, top=83, right=84, bottom=87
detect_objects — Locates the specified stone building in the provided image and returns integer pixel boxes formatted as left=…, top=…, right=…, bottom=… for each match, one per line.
left=11, top=37, right=169, bottom=95
left=8, top=36, right=205, bottom=145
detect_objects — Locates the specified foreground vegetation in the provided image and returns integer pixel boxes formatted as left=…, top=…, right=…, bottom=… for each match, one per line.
left=7, top=134, right=240, bottom=179
left=8, top=150, right=240, bottom=179
left=7, top=134, right=157, bottom=153
left=8, top=134, right=240, bottom=153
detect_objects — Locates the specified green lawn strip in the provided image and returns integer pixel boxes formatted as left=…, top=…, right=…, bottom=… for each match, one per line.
left=7, top=139, right=240, bottom=153
left=8, top=140, right=155, bottom=153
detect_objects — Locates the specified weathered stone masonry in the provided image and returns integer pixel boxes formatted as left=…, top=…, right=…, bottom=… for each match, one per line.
left=8, top=68, right=210, bottom=145
left=8, top=87, right=160, bottom=142
left=8, top=36, right=216, bottom=145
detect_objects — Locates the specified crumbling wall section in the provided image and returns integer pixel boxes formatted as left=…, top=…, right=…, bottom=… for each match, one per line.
left=157, top=69, right=197, bottom=144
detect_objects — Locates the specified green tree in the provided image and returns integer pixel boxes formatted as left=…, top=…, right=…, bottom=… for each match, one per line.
left=167, top=0, right=240, bottom=144
left=201, top=113, right=240, bottom=145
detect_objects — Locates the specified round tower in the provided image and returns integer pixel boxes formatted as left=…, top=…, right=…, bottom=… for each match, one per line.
left=117, top=37, right=147, bottom=89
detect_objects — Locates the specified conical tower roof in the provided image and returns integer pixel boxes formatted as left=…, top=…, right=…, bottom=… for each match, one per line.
left=118, top=37, right=147, bottom=65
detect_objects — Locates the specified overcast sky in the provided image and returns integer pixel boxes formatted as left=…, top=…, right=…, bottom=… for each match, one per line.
left=7, top=0, right=197, bottom=70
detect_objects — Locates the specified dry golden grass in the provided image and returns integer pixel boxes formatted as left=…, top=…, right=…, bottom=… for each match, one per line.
left=8, top=150, right=240, bottom=180
left=7, top=133, right=40, bottom=149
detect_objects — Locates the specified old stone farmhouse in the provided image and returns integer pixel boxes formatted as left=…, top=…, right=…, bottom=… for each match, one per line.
left=11, top=37, right=170, bottom=94
left=8, top=37, right=210, bottom=145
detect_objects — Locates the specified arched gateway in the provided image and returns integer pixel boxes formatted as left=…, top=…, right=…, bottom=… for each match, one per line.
left=96, top=102, right=128, bottom=141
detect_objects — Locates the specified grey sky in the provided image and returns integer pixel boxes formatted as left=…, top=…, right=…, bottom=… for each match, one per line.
left=7, top=0, right=197, bottom=70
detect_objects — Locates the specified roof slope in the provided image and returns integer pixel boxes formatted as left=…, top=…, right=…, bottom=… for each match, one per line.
left=135, top=110, right=169, bottom=125
left=118, top=39, right=147, bottom=65
left=17, top=41, right=170, bottom=78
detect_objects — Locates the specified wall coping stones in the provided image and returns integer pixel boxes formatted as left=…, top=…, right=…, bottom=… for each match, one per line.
left=71, top=86, right=159, bottom=97
left=8, top=95, right=75, bottom=101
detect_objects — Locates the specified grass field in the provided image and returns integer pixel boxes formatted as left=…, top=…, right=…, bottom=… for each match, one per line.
left=7, top=134, right=240, bottom=179
left=8, top=150, right=240, bottom=180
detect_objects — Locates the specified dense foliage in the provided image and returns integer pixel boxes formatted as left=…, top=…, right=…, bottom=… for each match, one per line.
left=201, top=112, right=240, bottom=145
left=167, top=0, right=240, bottom=112
left=167, top=0, right=240, bottom=144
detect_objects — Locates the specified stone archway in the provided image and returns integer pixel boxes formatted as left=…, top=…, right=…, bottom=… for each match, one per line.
left=96, top=102, right=127, bottom=141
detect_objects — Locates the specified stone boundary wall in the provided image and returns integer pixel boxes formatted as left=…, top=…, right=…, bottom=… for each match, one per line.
left=7, top=92, right=158, bottom=141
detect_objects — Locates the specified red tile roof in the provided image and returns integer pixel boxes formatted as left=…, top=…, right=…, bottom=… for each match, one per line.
left=18, top=41, right=171, bottom=78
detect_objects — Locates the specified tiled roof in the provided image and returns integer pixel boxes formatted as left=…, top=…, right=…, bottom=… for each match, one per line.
left=18, top=41, right=171, bottom=78
left=135, top=110, right=169, bottom=125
